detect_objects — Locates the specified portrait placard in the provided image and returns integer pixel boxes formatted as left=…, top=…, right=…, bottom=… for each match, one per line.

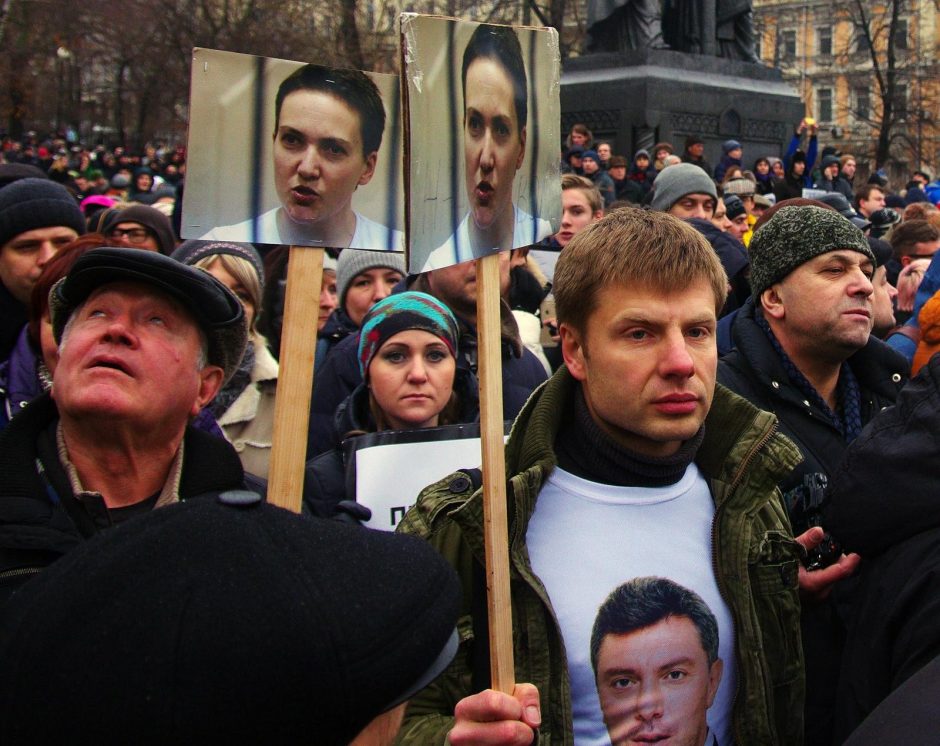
left=402, top=15, right=562, bottom=273
left=182, top=48, right=403, bottom=251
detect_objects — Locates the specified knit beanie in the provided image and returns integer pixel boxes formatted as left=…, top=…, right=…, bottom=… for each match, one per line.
left=357, top=291, right=458, bottom=378
left=723, top=194, right=747, bottom=220
left=651, top=163, right=718, bottom=212
left=101, top=205, right=176, bottom=255
left=722, top=139, right=742, bottom=154
left=173, top=240, right=265, bottom=287
left=633, top=149, right=650, bottom=161
left=0, top=163, right=48, bottom=189
left=336, top=248, right=406, bottom=310
left=0, top=178, right=85, bottom=248
left=581, top=149, right=600, bottom=163
left=748, top=205, right=874, bottom=298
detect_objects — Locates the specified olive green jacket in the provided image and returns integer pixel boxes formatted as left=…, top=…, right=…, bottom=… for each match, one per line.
left=396, top=368, right=804, bottom=745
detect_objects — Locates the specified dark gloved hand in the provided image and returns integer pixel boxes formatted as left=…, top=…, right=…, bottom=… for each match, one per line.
left=333, top=500, right=372, bottom=525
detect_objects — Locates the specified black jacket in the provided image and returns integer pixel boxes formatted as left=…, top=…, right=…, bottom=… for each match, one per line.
left=0, top=393, right=258, bottom=609
left=686, top=218, right=750, bottom=316
left=718, top=299, right=907, bottom=509
left=823, top=355, right=940, bottom=742
left=718, top=299, right=907, bottom=746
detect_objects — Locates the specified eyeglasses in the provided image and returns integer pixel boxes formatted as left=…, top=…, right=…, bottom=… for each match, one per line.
left=108, top=227, right=153, bottom=244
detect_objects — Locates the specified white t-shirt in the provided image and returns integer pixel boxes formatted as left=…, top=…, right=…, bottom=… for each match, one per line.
left=421, top=205, right=553, bottom=271
left=202, top=207, right=403, bottom=251
left=526, top=465, right=736, bottom=746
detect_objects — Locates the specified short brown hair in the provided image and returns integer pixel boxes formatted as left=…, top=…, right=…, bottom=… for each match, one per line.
left=888, top=219, right=940, bottom=259
left=562, top=173, right=603, bottom=214
left=856, top=184, right=884, bottom=206
left=554, top=207, right=728, bottom=335
left=902, top=202, right=938, bottom=222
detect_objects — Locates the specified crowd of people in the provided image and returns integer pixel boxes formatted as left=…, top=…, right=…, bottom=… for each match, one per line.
left=1, top=114, right=940, bottom=744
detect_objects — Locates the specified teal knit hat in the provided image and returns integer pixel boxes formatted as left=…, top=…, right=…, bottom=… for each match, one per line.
left=748, top=205, right=874, bottom=298
left=357, top=291, right=459, bottom=378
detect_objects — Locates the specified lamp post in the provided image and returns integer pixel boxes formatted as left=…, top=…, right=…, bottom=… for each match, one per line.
left=55, top=46, right=71, bottom=136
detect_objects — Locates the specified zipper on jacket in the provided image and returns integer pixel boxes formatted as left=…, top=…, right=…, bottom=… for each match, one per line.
left=711, top=419, right=779, bottom=746
left=0, top=567, right=43, bottom=581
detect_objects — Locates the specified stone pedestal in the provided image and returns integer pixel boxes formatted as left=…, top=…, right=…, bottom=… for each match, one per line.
left=561, top=48, right=803, bottom=165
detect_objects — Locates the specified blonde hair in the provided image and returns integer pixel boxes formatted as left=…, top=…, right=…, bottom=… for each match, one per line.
left=193, top=254, right=263, bottom=333
left=554, top=207, right=728, bottom=335
left=562, top=173, right=603, bottom=214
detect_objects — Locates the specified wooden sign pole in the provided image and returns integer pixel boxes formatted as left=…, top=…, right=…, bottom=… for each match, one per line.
left=476, top=252, right=515, bottom=693
left=267, top=246, right=323, bottom=513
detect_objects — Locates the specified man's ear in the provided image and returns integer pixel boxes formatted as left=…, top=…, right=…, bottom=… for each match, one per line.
left=357, top=151, right=378, bottom=187
left=900, top=255, right=912, bottom=267
left=560, top=322, right=587, bottom=381
left=515, top=126, right=527, bottom=171
left=760, top=284, right=786, bottom=321
left=191, top=365, right=225, bottom=416
left=706, top=658, right=724, bottom=708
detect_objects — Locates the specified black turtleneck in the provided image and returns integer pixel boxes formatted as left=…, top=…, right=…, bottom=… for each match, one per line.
left=555, top=385, right=705, bottom=488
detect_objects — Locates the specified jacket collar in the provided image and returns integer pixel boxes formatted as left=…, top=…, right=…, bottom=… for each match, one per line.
left=731, top=298, right=907, bottom=401
left=502, top=366, right=801, bottom=538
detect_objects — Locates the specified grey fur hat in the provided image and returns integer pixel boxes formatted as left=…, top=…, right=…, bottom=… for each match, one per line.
left=651, top=163, right=717, bottom=212
left=748, top=205, right=875, bottom=299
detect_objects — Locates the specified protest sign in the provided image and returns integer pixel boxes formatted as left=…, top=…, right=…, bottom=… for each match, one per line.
left=401, top=15, right=561, bottom=273
left=344, top=423, right=509, bottom=531
left=183, top=48, right=403, bottom=251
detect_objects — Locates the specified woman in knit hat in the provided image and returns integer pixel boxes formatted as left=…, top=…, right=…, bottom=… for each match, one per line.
left=316, top=247, right=406, bottom=368
left=173, top=240, right=278, bottom=479
left=303, top=291, right=478, bottom=519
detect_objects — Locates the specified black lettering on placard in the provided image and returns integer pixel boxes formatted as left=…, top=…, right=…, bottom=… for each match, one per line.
left=389, top=505, right=415, bottom=527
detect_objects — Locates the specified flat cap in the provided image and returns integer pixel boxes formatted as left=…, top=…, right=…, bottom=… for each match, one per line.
left=50, top=247, right=247, bottom=383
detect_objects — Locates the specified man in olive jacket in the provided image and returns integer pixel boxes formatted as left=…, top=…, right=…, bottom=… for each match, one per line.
left=396, top=209, right=811, bottom=745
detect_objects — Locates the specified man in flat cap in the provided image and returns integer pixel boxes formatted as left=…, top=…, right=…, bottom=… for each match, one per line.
left=0, top=248, right=252, bottom=609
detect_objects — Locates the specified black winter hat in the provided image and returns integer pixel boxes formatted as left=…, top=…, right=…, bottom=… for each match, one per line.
left=0, top=162, right=47, bottom=189
left=50, top=247, right=248, bottom=384
left=0, top=496, right=461, bottom=744
left=0, top=177, right=85, bottom=248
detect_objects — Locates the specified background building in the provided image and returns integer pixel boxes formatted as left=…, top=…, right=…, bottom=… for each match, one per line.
left=753, top=0, right=939, bottom=184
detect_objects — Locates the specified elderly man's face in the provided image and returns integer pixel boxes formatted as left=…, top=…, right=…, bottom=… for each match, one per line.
left=597, top=143, right=612, bottom=161
left=53, top=281, right=222, bottom=427
left=273, top=89, right=377, bottom=228
left=463, top=57, right=526, bottom=233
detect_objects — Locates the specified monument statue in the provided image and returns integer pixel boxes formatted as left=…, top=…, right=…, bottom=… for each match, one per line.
left=587, top=0, right=758, bottom=62
left=586, top=0, right=664, bottom=53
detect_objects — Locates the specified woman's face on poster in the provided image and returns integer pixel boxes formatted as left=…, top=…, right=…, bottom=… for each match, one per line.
left=462, top=57, right=526, bottom=232
left=273, top=89, right=377, bottom=227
